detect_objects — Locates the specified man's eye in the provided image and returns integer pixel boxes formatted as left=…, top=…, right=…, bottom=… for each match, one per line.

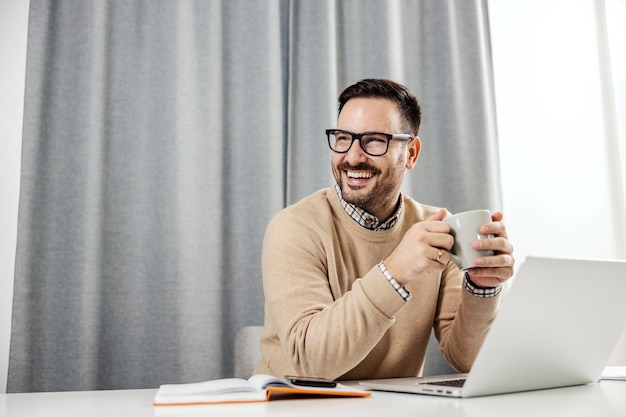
left=363, top=135, right=387, bottom=145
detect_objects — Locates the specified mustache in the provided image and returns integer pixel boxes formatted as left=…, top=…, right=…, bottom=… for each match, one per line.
left=337, top=162, right=381, bottom=174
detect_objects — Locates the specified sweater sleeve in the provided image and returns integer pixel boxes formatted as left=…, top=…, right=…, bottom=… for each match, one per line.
left=433, top=263, right=501, bottom=372
left=261, top=211, right=408, bottom=379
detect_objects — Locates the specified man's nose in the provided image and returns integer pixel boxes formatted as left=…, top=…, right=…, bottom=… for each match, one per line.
left=344, top=139, right=368, bottom=163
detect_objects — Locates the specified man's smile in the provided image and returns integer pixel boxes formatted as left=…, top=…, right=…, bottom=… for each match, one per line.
left=347, top=170, right=374, bottom=179
left=345, top=170, right=375, bottom=186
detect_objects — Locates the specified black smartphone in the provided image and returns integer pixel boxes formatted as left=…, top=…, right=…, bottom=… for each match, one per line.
left=285, top=375, right=337, bottom=388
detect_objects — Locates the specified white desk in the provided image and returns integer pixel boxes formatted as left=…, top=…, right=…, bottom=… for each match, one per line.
left=1, top=381, right=625, bottom=417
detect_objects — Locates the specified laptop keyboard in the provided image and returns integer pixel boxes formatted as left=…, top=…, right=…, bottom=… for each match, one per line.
left=424, top=378, right=466, bottom=387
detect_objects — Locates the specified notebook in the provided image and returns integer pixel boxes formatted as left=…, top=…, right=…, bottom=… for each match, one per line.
left=360, top=256, right=626, bottom=398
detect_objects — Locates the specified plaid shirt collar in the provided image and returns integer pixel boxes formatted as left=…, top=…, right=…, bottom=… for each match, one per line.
left=335, top=184, right=403, bottom=231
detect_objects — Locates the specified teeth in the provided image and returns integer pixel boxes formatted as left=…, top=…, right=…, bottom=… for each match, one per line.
left=347, top=171, right=373, bottom=179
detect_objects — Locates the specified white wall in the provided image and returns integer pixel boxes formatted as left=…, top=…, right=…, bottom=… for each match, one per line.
left=1, top=0, right=624, bottom=393
left=0, top=0, right=29, bottom=393
left=489, top=0, right=626, bottom=364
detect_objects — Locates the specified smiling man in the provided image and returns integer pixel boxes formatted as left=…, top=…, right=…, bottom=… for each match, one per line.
left=254, top=79, right=515, bottom=380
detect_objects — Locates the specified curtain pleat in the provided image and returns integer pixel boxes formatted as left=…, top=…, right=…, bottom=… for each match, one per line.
left=9, top=0, right=499, bottom=392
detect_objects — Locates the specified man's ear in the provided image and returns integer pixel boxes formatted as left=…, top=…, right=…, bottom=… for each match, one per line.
left=405, top=136, right=421, bottom=169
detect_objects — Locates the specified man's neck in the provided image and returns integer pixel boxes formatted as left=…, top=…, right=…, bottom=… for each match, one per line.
left=334, top=185, right=403, bottom=231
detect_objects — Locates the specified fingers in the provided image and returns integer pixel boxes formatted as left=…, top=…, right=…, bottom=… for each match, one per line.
left=426, top=208, right=449, bottom=222
left=469, top=250, right=515, bottom=287
left=472, top=234, right=515, bottom=274
left=428, top=248, right=449, bottom=265
left=475, top=211, right=511, bottom=256
left=466, top=263, right=515, bottom=288
left=490, top=211, right=504, bottom=222
left=472, top=252, right=515, bottom=269
left=410, top=209, right=454, bottom=250
left=466, top=272, right=509, bottom=289
left=479, top=211, right=508, bottom=239
left=472, top=236, right=512, bottom=254
left=469, top=210, right=515, bottom=286
left=411, top=232, right=452, bottom=265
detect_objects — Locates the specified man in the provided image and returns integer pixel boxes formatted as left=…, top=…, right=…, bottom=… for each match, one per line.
left=254, top=79, right=515, bottom=380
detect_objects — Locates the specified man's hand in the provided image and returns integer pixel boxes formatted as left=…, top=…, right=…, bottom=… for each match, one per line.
left=383, top=208, right=453, bottom=286
left=465, top=211, right=515, bottom=288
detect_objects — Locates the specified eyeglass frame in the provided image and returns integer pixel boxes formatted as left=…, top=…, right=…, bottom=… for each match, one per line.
left=325, top=129, right=414, bottom=157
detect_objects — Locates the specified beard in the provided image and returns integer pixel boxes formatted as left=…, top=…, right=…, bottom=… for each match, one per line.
left=333, top=157, right=405, bottom=219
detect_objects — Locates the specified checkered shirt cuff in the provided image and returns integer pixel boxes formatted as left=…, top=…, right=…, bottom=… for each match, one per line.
left=378, top=261, right=411, bottom=301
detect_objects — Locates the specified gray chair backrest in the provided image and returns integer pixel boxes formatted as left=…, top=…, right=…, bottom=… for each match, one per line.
left=423, top=329, right=457, bottom=376
left=234, top=326, right=264, bottom=379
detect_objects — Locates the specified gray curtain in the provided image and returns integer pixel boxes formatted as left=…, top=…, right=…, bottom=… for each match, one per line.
left=8, top=0, right=500, bottom=392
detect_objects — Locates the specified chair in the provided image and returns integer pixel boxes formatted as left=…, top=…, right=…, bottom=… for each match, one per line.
left=422, top=329, right=457, bottom=376
left=234, top=326, right=264, bottom=379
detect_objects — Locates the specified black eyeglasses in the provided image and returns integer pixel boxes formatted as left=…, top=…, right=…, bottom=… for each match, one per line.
left=326, top=129, right=413, bottom=157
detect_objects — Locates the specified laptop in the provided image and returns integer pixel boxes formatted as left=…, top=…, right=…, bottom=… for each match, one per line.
left=360, top=256, right=626, bottom=397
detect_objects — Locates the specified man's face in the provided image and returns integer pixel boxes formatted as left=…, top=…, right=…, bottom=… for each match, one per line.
left=331, top=97, right=420, bottom=221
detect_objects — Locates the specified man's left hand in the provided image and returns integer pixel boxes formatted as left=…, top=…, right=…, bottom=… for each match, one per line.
left=465, top=211, right=515, bottom=288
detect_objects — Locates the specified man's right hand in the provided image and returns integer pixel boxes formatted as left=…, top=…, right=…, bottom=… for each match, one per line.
left=383, top=208, right=454, bottom=286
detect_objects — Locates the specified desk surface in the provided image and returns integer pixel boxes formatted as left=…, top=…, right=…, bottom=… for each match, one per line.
left=1, top=381, right=625, bottom=417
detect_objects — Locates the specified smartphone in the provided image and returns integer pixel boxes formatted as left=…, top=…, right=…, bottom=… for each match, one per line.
left=285, top=375, right=337, bottom=388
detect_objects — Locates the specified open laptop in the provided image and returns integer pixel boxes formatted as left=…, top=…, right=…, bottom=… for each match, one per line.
left=360, top=256, right=626, bottom=398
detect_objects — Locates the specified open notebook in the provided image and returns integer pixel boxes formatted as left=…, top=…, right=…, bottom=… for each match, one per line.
left=154, top=374, right=370, bottom=405
left=360, top=256, right=626, bottom=397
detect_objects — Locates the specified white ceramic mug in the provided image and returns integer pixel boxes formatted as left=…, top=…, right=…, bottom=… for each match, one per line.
left=443, top=209, right=495, bottom=271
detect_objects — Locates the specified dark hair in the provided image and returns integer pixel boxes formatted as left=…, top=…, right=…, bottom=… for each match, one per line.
left=337, top=79, right=421, bottom=135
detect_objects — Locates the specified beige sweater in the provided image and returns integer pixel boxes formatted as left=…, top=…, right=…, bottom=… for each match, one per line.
left=254, top=188, right=500, bottom=380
